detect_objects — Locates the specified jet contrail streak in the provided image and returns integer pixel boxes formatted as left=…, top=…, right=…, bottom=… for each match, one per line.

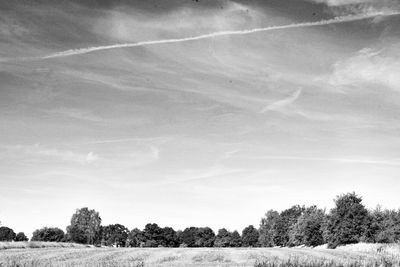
left=3, top=11, right=399, bottom=62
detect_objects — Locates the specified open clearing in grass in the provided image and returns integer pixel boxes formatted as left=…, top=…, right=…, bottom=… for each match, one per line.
left=0, top=243, right=399, bottom=266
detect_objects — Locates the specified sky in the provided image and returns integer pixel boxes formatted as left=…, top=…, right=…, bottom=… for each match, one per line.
left=1, top=0, right=400, bottom=237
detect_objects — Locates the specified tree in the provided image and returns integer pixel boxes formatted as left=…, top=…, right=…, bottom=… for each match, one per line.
left=369, top=207, right=400, bottom=243
left=277, top=205, right=305, bottom=247
left=214, top=228, right=232, bottom=247
left=230, top=230, right=242, bottom=247
left=242, top=225, right=259, bottom=247
left=0, top=226, right=16, bottom=241
left=162, top=227, right=179, bottom=247
left=324, top=192, right=370, bottom=248
left=31, top=227, right=65, bottom=242
left=181, top=227, right=198, bottom=247
left=259, top=210, right=280, bottom=247
left=127, top=228, right=146, bottom=247
left=15, top=232, right=29, bottom=242
left=194, top=227, right=215, bottom=247
left=101, top=224, right=129, bottom=247
left=142, top=223, right=164, bottom=247
left=66, top=207, right=102, bottom=245
left=289, top=206, right=325, bottom=247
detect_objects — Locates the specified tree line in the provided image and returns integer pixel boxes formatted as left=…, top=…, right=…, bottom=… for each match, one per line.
left=1, top=193, right=399, bottom=248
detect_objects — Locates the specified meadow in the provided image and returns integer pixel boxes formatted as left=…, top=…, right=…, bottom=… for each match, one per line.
left=1, top=243, right=400, bottom=267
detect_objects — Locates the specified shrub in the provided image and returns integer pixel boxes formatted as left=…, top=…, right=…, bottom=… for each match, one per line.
left=31, top=227, right=65, bottom=242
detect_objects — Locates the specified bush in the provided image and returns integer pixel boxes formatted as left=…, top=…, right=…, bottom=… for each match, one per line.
left=31, top=227, right=65, bottom=242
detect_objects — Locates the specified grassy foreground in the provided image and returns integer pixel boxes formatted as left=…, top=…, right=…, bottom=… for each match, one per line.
left=0, top=243, right=399, bottom=267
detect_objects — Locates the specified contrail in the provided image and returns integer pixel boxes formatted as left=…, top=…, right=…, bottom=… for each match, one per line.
left=3, top=11, right=398, bottom=62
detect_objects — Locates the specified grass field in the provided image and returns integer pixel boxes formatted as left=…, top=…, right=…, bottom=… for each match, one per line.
left=0, top=243, right=399, bottom=267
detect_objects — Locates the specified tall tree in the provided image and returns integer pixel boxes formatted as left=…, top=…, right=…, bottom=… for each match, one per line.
left=277, top=205, right=305, bottom=247
left=259, top=210, right=280, bottom=247
left=324, top=192, right=370, bottom=248
left=369, top=207, right=400, bottom=243
left=66, top=207, right=102, bottom=245
left=242, top=225, right=259, bottom=247
left=230, top=230, right=242, bottom=247
left=0, top=226, right=16, bottom=241
left=289, top=206, right=325, bottom=247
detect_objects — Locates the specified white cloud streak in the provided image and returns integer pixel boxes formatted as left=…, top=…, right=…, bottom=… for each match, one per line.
left=1, top=144, right=99, bottom=164
left=5, top=11, right=397, bottom=62
left=256, top=156, right=400, bottom=167
left=260, top=89, right=302, bottom=113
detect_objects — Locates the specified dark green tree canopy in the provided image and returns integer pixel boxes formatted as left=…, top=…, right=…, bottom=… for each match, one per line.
left=0, top=226, right=16, bottom=241
left=101, top=224, right=129, bottom=247
left=242, top=225, right=259, bottom=247
left=15, top=232, right=29, bottom=242
left=127, top=228, right=146, bottom=247
left=230, top=230, right=242, bottom=247
left=31, top=227, right=65, bottom=242
left=325, top=193, right=370, bottom=248
left=66, top=207, right=102, bottom=245
left=214, top=228, right=232, bottom=247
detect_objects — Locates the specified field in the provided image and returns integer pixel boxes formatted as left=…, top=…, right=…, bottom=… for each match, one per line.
left=1, top=243, right=400, bottom=267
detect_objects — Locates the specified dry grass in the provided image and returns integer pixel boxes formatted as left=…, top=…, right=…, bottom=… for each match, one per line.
left=0, top=243, right=399, bottom=266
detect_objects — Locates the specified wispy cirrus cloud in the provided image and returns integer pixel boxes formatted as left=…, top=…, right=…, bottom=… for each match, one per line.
left=0, top=144, right=99, bottom=164
left=260, top=89, right=302, bottom=113
left=330, top=48, right=400, bottom=91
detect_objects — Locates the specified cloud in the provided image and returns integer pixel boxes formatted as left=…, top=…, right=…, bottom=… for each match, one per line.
left=258, top=155, right=400, bottom=166
left=2, top=144, right=99, bottom=164
left=86, top=152, right=99, bottom=163
left=306, top=0, right=400, bottom=17
left=308, top=0, right=375, bottom=6
left=260, top=89, right=302, bottom=113
left=4, top=11, right=393, bottom=62
left=330, top=48, right=400, bottom=91
left=47, top=108, right=103, bottom=122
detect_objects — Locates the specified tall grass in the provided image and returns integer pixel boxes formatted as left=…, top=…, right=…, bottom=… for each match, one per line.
left=254, top=256, right=400, bottom=267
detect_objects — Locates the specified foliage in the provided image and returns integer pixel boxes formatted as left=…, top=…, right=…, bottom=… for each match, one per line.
left=0, top=227, right=16, bottom=242
left=214, top=228, right=231, bottom=247
left=31, top=227, right=65, bottom=242
left=369, top=207, right=400, bottom=243
left=101, top=224, right=129, bottom=247
left=324, top=192, right=370, bottom=248
left=288, top=206, right=325, bottom=247
left=242, top=225, right=259, bottom=247
left=277, top=205, right=305, bottom=247
left=194, top=227, right=215, bottom=247
left=127, top=228, right=146, bottom=247
left=66, top=207, right=102, bottom=245
left=259, top=210, right=281, bottom=247
left=162, top=226, right=179, bottom=247
left=181, top=227, right=198, bottom=247
left=14, top=232, right=29, bottom=242
left=230, top=230, right=242, bottom=247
